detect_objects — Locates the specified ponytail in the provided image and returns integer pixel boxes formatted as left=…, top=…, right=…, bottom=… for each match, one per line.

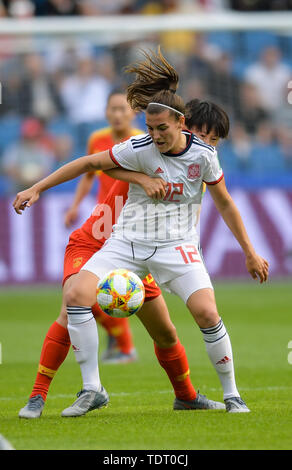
left=125, top=46, right=185, bottom=118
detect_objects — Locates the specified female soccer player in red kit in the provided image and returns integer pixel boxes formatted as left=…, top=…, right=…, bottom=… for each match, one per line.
left=64, top=90, right=143, bottom=364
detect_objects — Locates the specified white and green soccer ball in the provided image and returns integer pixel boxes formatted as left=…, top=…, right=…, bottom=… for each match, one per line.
left=96, top=269, right=145, bottom=318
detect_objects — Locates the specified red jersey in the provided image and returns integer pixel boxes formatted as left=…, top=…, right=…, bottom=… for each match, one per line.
left=69, top=179, right=129, bottom=252
left=87, top=127, right=143, bottom=203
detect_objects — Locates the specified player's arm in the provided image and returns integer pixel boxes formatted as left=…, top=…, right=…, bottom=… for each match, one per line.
left=207, top=177, right=269, bottom=283
left=13, top=150, right=115, bottom=214
left=64, top=171, right=96, bottom=227
left=104, top=168, right=167, bottom=199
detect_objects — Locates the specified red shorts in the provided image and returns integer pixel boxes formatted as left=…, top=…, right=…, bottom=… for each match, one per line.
left=63, top=234, right=161, bottom=302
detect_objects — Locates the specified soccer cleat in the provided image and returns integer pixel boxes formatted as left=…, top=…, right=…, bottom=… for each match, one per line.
left=102, top=348, right=138, bottom=364
left=61, top=387, right=109, bottom=417
left=173, top=392, right=225, bottom=410
left=0, top=434, right=15, bottom=450
left=224, top=396, right=250, bottom=413
left=18, top=395, right=45, bottom=419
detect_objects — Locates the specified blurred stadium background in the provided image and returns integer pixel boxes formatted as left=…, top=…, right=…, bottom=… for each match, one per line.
left=0, top=0, right=292, bottom=286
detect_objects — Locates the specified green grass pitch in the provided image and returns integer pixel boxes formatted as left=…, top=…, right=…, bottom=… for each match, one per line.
left=0, top=281, right=291, bottom=450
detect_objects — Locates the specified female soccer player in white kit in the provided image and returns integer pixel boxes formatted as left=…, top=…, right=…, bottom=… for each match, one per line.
left=14, top=48, right=269, bottom=415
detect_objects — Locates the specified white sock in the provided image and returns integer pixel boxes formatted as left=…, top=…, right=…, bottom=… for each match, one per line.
left=67, top=306, right=101, bottom=393
left=200, top=319, right=240, bottom=400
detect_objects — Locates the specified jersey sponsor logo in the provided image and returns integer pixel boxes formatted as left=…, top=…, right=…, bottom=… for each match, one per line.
left=73, top=257, right=83, bottom=268
left=155, top=167, right=164, bottom=174
left=188, top=163, right=201, bottom=180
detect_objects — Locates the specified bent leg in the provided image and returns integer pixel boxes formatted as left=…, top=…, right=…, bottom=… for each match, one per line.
left=187, top=288, right=239, bottom=399
left=167, top=271, right=240, bottom=401
left=137, top=295, right=196, bottom=401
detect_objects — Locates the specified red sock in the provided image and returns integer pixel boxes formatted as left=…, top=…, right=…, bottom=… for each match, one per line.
left=30, top=321, right=71, bottom=401
left=92, top=302, right=134, bottom=354
left=154, top=340, right=197, bottom=401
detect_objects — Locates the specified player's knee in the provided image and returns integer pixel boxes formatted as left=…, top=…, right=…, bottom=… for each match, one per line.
left=193, top=306, right=220, bottom=329
left=65, top=284, right=94, bottom=307
left=154, top=325, right=178, bottom=348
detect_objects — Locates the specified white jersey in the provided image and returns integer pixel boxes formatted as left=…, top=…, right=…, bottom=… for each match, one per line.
left=109, top=130, right=223, bottom=246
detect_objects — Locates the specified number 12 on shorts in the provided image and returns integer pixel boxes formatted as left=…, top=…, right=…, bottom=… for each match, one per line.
left=175, top=244, right=201, bottom=264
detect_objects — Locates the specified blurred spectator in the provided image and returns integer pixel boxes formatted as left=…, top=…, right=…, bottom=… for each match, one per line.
left=235, top=82, right=271, bottom=135
left=52, top=134, right=74, bottom=168
left=59, top=56, right=112, bottom=150
left=1, top=118, right=55, bottom=193
left=183, top=78, right=210, bottom=103
left=18, top=53, right=65, bottom=121
left=187, top=33, right=223, bottom=84
left=221, top=122, right=252, bottom=173
left=196, top=0, right=228, bottom=10
left=60, top=57, right=112, bottom=124
left=45, top=40, right=96, bottom=75
left=0, top=0, right=7, bottom=16
left=77, top=0, right=135, bottom=15
left=0, top=66, right=24, bottom=117
left=205, top=52, right=241, bottom=116
left=245, top=46, right=292, bottom=112
left=96, top=53, right=118, bottom=83
left=38, top=0, right=79, bottom=15
left=229, top=0, right=292, bottom=10
left=250, top=120, right=285, bottom=174
left=6, top=0, right=35, bottom=17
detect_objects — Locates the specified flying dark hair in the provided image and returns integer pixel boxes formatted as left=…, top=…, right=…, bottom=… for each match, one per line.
left=185, top=99, right=229, bottom=139
left=125, top=46, right=185, bottom=119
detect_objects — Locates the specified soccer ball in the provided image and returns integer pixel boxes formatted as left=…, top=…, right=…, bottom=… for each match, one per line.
left=96, top=269, right=145, bottom=318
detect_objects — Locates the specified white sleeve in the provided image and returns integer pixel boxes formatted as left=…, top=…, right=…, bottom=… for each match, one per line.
left=202, top=149, right=224, bottom=185
left=109, top=138, right=142, bottom=172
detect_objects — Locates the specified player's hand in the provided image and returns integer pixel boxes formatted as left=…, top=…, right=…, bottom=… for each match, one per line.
left=140, top=176, right=167, bottom=199
left=245, top=253, right=269, bottom=284
left=13, top=186, right=40, bottom=214
left=64, top=206, right=79, bottom=228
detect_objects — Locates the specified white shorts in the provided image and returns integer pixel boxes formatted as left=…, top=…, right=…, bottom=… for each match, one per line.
left=81, top=238, right=213, bottom=304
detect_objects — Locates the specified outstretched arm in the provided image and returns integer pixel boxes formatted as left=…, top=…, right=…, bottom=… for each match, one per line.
left=13, top=150, right=115, bottom=214
left=64, top=168, right=167, bottom=227
left=207, top=178, right=269, bottom=283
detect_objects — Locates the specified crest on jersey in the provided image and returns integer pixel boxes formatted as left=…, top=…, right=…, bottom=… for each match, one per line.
left=73, top=257, right=83, bottom=268
left=188, top=164, right=200, bottom=180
